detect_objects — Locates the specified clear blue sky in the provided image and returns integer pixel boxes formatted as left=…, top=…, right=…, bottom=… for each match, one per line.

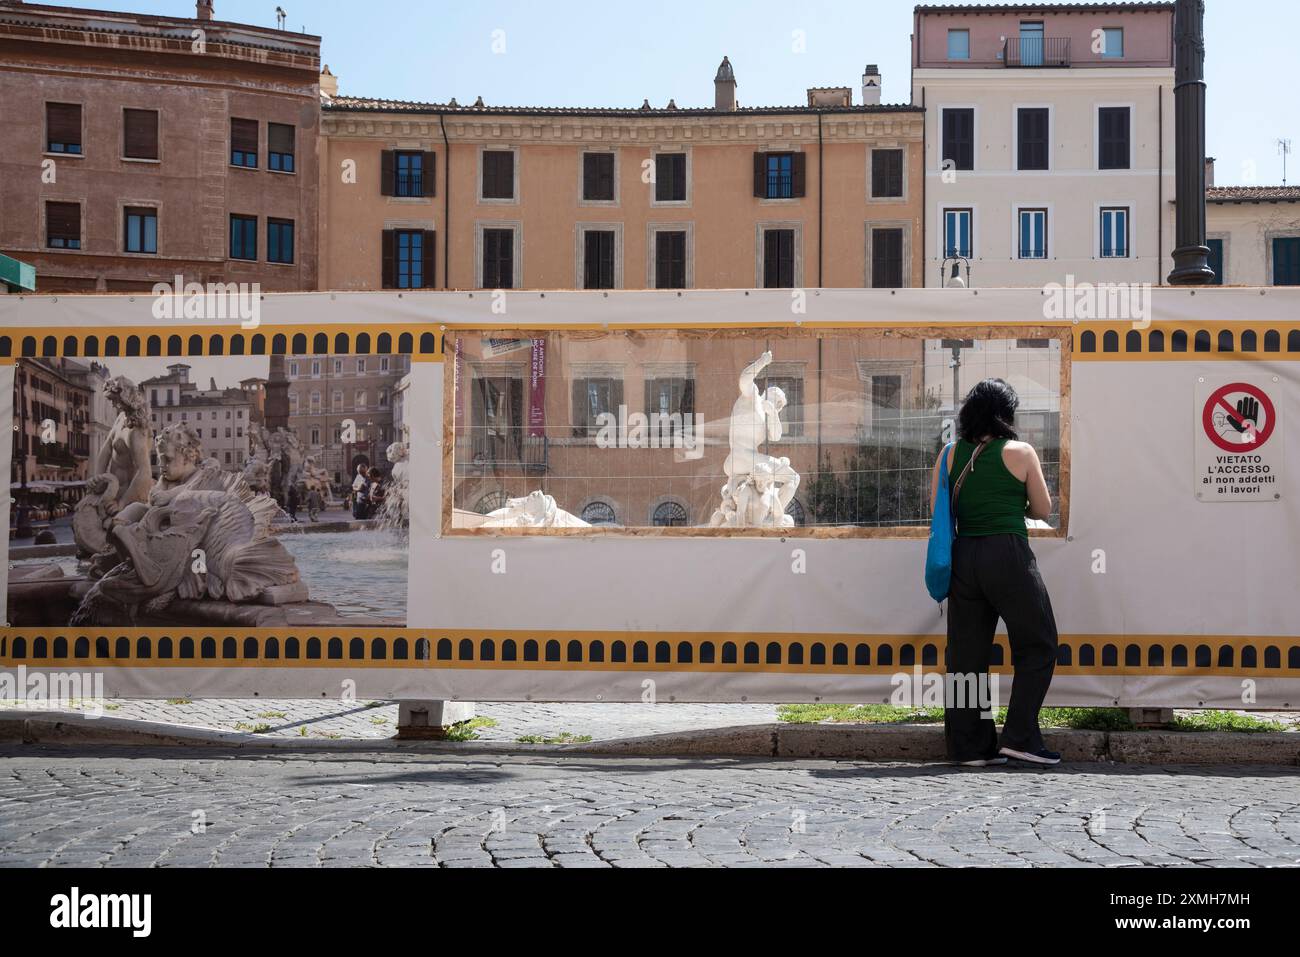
left=39, top=0, right=1300, bottom=186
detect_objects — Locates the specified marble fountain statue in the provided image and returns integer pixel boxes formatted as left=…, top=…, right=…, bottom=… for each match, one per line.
left=71, top=377, right=156, bottom=557
left=70, top=422, right=305, bottom=625
left=708, top=351, right=801, bottom=529
left=482, top=491, right=590, bottom=528
left=8, top=375, right=360, bottom=629
left=378, top=440, right=411, bottom=531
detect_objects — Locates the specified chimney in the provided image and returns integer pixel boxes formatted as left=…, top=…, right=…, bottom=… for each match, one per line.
left=807, top=88, right=852, bottom=108
left=196, top=0, right=213, bottom=21
left=319, top=65, right=338, bottom=99
left=714, top=56, right=736, bottom=112
left=1205, top=156, right=1215, bottom=187
left=862, top=64, right=881, bottom=105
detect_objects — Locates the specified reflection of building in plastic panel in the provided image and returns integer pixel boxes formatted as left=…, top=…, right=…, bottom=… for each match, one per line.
left=451, top=332, right=989, bottom=530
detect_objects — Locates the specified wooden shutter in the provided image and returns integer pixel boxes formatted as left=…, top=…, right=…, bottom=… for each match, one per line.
left=46, top=103, right=81, bottom=148
left=381, top=230, right=396, bottom=288
left=753, top=153, right=767, bottom=198
left=484, top=151, right=513, bottom=199
left=656, top=154, right=684, bottom=202
left=943, top=108, right=973, bottom=170
left=230, top=118, right=258, bottom=154
left=421, top=230, right=436, bottom=288
left=422, top=152, right=437, bottom=197
left=791, top=152, right=807, bottom=198
left=483, top=229, right=513, bottom=288
left=380, top=150, right=396, bottom=196
left=871, top=228, right=904, bottom=289
left=1018, top=108, right=1048, bottom=170
left=123, top=109, right=158, bottom=160
left=46, top=202, right=80, bottom=241
left=268, top=122, right=295, bottom=155
left=763, top=231, right=780, bottom=288
left=1099, top=108, right=1129, bottom=169
left=598, top=154, right=614, bottom=199
left=871, top=149, right=903, bottom=197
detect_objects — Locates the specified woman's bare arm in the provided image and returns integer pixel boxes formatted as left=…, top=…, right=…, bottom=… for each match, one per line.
left=929, top=445, right=956, bottom=513
left=1005, top=441, right=1052, bottom=521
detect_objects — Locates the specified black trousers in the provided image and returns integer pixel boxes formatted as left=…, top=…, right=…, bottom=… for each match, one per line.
left=945, top=533, right=1059, bottom=761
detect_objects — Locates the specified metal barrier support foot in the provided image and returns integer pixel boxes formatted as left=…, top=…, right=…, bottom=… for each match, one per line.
left=395, top=701, right=477, bottom=740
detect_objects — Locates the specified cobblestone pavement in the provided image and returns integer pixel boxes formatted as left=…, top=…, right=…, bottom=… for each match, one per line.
left=0, top=699, right=780, bottom=741
left=0, top=747, right=1296, bottom=868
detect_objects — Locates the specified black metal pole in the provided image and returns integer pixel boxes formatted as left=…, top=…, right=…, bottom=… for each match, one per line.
left=1168, top=0, right=1215, bottom=285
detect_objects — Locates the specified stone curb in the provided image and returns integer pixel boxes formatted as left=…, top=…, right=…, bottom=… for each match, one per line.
left=2, top=713, right=1297, bottom=764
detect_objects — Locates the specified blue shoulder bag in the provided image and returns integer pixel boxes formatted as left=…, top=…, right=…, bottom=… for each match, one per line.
left=924, top=441, right=985, bottom=603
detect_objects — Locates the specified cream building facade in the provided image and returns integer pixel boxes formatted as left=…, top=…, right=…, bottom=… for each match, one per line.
left=913, top=3, right=1177, bottom=288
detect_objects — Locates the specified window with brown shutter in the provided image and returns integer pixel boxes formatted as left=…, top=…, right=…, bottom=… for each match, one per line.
left=582, top=230, right=616, bottom=289
left=871, top=149, right=904, bottom=198
left=655, top=231, right=687, bottom=289
left=582, top=153, right=615, bottom=202
left=123, top=109, right=159, bottom=160
left=655, top=153, right=686, bottom=202
left=1017, top=108, right=1049, bottom=171
left=385, top=229, right=434, bottom=289
left=482, top=228, right=514, bottom=288
left=942, top=108, right=974, bottom=171
left=755, top=153, right=804, bottom=199
left=1098, top=106, right=1130, bottom=170
left=230, top=118, right=258, bottom=168
left=46, top=103, right=82, bottom=154
left=268, top=123, right=295, bottom=173
left=46, top=202, right=81, bottom=249
left=870, top=227, right=904, bottom=288
left=763, top=229, right=795, bottom=288
left=482, top=151, right=514, bottom=200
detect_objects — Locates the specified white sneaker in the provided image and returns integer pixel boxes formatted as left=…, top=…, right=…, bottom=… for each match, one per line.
left=999, top=746, right=1061, bottom=766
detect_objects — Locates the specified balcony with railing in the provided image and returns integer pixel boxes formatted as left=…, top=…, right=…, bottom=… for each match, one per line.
left=1003, top=36, right=1070, bottom=68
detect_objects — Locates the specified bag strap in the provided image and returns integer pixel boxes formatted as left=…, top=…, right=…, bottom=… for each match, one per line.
left=950, top=440, right=989, bottom=508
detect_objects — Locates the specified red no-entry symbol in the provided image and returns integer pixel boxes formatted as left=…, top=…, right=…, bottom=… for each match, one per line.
left=1203, top=383, right=1276, bottom=453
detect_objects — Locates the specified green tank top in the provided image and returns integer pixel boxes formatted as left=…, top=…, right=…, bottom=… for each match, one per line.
left=948, top=438, right=1029, bottom=538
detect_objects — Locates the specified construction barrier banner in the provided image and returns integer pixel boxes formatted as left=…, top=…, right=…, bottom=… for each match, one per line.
left=1, top=288, right=1297, bottom=709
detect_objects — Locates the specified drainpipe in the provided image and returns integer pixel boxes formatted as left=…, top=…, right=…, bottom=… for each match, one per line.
left=1168, top=0, right=1214, bottom=285
left=1157, top=86, right=1163, bottom=285
left=817, top=111, right=824, bottom=288
left=920, top=86, right=927, bottom=287
left=439, top=112, right=451, bottom=289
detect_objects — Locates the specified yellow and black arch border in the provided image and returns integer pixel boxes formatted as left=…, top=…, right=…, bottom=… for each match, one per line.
left=1, top=318, right=1297, bottom=364
left=2, top=630, right=1297, bottom=680
left=1073, top=320, right=1300, bottom=361
left=0, top=324, right=444, bottom=363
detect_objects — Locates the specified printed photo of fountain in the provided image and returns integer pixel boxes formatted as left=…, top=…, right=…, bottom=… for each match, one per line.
left=8, top=354, right=411, bottom=629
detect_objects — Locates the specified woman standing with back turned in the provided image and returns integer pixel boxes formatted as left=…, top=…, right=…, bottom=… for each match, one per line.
left=930, top=378, right=1061, bottom=767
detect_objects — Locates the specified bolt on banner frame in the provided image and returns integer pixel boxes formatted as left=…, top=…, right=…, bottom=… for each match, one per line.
left=1, top=288, right=1297, bottom=709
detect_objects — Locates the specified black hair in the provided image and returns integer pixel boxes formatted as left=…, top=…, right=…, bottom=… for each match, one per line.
left=958, top=378, right=1019, bottom=444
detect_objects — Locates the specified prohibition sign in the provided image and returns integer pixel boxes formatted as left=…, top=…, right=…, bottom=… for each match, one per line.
left=1202, top=382, right=1276, bottom=453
